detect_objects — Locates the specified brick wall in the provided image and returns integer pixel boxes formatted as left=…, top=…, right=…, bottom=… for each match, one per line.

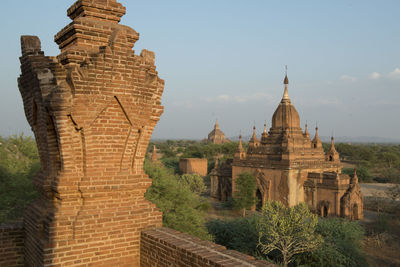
left=141, top=227, right=274, bottom=267
left=179, top=158, right=208, bottom=176
left=0, top=222, right=24, bottom=267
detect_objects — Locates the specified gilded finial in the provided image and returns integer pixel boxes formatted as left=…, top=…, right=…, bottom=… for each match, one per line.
left=282, top=66, right=290, bottom=100
left=284, top=65, right=289, bottom=85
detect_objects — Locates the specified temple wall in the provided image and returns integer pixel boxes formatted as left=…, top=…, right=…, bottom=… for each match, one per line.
left=179, top=158, right=208, bottom=176
left=232, top=166, right=287, bottom=205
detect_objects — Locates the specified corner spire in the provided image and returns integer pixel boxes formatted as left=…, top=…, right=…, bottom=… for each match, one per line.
left=330, top=136, right=337, bottom=152
left=238, top=135, right=244, bottom=152
left=352, top=168, right=359, bottom=184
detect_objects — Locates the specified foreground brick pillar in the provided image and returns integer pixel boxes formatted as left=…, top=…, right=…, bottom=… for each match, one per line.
left=18, top=0, right=164, bottom=265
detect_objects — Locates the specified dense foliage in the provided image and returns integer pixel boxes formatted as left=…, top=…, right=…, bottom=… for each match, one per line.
left=207, top=205, right=366, bottom=267
left=206, top=216, right=260, bottom=256
left=232, top=172, right=257, bottom=216
left=0, top=135, right=39, bottom=223
left=324, top=143, right=400, bottom=183
left=258, top=201, right=322, bottom=266
left=180, top=173, right=207, bottom=195
left=144, top=160, right=211, bottom=240
left=295, top=218, right=366, bottom=267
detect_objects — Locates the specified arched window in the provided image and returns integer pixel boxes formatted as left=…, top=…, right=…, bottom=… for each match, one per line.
left=256, top=189, right=263, bottom=211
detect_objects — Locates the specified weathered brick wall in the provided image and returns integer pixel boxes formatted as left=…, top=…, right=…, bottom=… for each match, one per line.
left=141, top=228, right=274, bottom=267
left=0, top=222, right=24, bottom=267
left=18, top=0, right=164, bottom=265
left=179, top=158, right=208, bottom=176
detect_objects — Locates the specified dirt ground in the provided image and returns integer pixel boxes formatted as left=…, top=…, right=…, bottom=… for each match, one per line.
left=359, top=183, right=400, bottom=266
left=360, top=183, right=399, bottom=199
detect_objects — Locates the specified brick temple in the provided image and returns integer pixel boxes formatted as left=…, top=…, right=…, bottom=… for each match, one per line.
left=207, top=120, right=230, bottom=144
left=211, top=75, right=363, bottom=220
left=0, top=0, right=273, bottom=266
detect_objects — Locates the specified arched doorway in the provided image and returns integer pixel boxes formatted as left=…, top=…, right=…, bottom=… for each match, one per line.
left=320, top=203, right=329, bottom=217
left=323, top=206, right=328, bottom=217
left=256, top=189, right=263, bottom=211
left=353, top=204, right=358, bottom=220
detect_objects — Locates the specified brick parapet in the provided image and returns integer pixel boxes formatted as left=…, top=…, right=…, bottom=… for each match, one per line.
left=141, top=227, right=274, bottom=267
left=0, top=222, right=24, bottom=267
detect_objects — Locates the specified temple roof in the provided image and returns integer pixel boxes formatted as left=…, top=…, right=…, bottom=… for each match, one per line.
left=271, top=74, right=300, bottom=129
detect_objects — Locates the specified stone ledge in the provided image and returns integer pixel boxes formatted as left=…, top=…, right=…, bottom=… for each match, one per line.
left=141, top=227, right=275, bottom=267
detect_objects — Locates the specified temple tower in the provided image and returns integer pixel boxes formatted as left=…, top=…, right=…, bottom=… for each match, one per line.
left=18, top=0, right=164, bottom=265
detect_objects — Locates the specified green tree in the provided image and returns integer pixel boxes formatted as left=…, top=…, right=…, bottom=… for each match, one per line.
left=144, top=160, right=211, bottom=240
left=0, top=135, right=39, bottom=223
left=296, top=218, right=366, bottom=267
left=206, top=216, right=260, bottom=256
left=233, top=172, right=257, bottom=216
left=179, top=174, right=207, bottom=195
left=342, top=166, right=373, bottom=183
left=381, top=152, right=399, bottom=168
left=257, top=201, right=322, bottom=267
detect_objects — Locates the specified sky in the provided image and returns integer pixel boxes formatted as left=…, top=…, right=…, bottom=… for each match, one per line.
left=0, top=0, right=399, bottom=140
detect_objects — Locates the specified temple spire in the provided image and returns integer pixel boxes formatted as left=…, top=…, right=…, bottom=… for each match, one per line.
left=238, top=135, right=244, bottom=152
left=304, top=122, right=309, bottom=135
left=251, top=125, right=258, bottom=141
left=352, top=169, right=359, bottom=184
left=282, top=65, right=290, bottom=101
left=312, top=124, right=322, bottom=148
left=330, top=136, right=337, bottom=152
left=215, top=119, right=219, bottom=130
left=151, top=145, right=158, bottom=161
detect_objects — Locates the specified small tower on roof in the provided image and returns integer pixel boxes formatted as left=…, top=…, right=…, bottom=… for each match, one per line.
left=248, top=126, right=260, bottom=147
left=235, top=135, right=246, bottom=159
left=151, top=145, right=158, bottom=161
left=261, top=122, right=269, bottom=144
left=352, top=168, right=359, bottom=184
left=312, top=125, right=322, bottom=149
left=304, top=122, right=310, bottom=137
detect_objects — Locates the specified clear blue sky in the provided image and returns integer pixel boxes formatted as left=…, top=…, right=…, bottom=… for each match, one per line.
left=1, top=0, right=399, bottom=140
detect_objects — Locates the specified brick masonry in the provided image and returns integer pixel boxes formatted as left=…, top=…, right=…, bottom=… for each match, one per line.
left=0, top=222, right=24, bottom=267
left=18, top=0, right=163, bottom=265
left=141, top=228, right=274, bottom=267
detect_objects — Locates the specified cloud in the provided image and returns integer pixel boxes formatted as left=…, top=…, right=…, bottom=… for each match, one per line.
left=340, top=75, right=357, bottom=82
left=205, top=92, right=276, bottom=104
left=388, top=68, right=400, bottom=80
left=369, top=72, right=381, bottom=80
